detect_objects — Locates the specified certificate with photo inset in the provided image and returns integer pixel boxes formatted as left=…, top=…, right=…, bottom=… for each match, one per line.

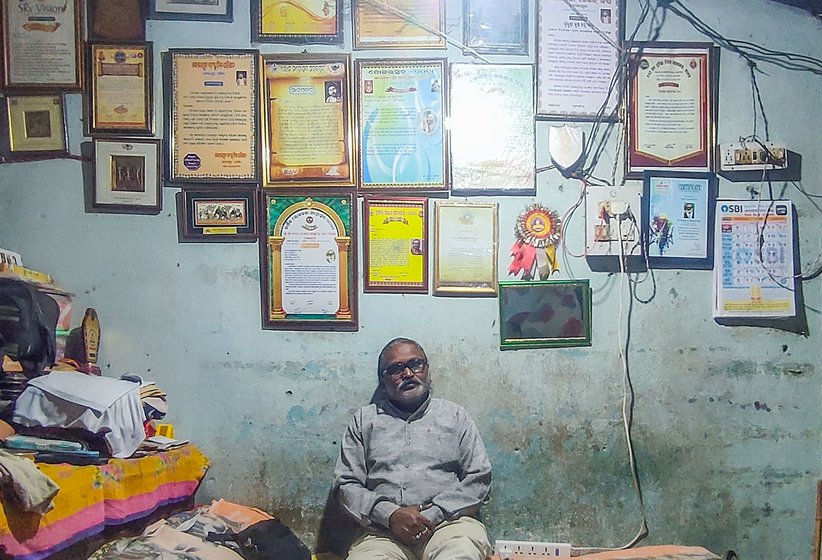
left=363, top=198, right=428, bottom=293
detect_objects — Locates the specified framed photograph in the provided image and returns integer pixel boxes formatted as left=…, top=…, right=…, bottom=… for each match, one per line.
left=2, top=94, right=67, bottom=157
left=464, top=0, right=528, bottom=56
left=176, top=188, right=257, bottom=242
left=87, top=0, right=146, bottom=41
left=642, top=171, right=716, bottom=269
left=1, top=0, right=83, bottom=90
left=87, top=43, right=153, bottom=136
left=165, top=49, right=260, bottom=184
left=149, top=0, right=233, bottom=21
left=626, top=42, right=719, bottom=179
left=92, top=138, right=162, bottom=214
left=356, top=59, right=448, bottom=194
left=450, top=63, right=535, bottom=196
left=252, top=0, right=342, bottom=44
left=261, top=54, right=354, bottom=187
left=433, top=201, right=498, bottom=297
left=260, top=191, right=358, bottom=331
left=536, top=0, right=622, bottom=120
left=363, top=198, right=428, bottom=294
left=499, top=280, right=593, bottom=350
left=353, top=0, right=445, bottom=50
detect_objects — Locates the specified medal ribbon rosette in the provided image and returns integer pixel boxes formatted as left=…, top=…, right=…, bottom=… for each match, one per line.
left=509, top=204, right=561, bottom=280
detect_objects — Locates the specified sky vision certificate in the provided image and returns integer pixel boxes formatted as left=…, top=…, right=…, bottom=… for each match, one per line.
left=357, top=59, right=447, bottom=193
left=168, top=49, right=259, bottom=183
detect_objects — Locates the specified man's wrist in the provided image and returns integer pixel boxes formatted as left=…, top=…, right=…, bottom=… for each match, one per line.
left=371, top=500, right=400, bottom=529
left=420, top=504, right=445, bottom=527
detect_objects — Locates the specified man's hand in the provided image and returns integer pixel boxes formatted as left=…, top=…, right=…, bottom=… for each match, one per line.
left=388, top=505, right=435, bottom=546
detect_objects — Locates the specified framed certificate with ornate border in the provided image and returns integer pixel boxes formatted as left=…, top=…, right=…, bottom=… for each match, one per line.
left=87, top=43, right=153, bottom=136
left=536, top=0, right=622, bottom=120
left=261, top=54, right=354, bottom=187
left=176, top=188, right=258, bottom=242
left=353, top=0, right=445, bottom=50
left=259, top=191, right=358, bottom=331
left=165, top=49, right=260, bottom=184
left=363, top=198, right=428, bottom=294
left=463, top=0, right=528, bottom=56
left=92, top=138, right=162, bottom=214
left=356, top=59, right=448, bottom=194
left=450, top=63, right=535, bottom=196
left=252, top=0, right=342, bottom=44
left=433, top=201, right=498, bottom=297
left=626, top=42, right=719, bottom=179
left=2, top=94, right=67, bottom=158
left=1, top=0, right=83, bottom=90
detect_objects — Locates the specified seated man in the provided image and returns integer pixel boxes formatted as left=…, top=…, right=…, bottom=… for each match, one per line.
left=333, top=337, right=492, bottom=560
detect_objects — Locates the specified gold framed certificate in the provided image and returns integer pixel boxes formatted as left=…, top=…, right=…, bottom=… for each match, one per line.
left=252, top=0, right=342, bottom=44
left=261, top=54, right=354, bottom=187
left=260, top=191, right=358, bottom=331
left=353, top=0, right=446, bottom=50
left=363, top=198, right=428, bottom=294
left=1, top=0, right=84, bottom=90
left=88, top=43, right=153, bottom=136
left=166, top=49, right=260, bottom=184
left=433, top=201, right=498, bottom=297
left=626, top=42, right=719, bottom=179
left=2, top=94, right=67, bottom=157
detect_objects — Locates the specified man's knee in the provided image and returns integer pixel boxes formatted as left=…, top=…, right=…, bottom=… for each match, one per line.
left=424, top=518, right=491, bottom=560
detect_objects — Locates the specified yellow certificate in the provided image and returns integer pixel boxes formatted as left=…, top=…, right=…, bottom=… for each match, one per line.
left=364, top=199, right=428, bottom=293
left=90, top=44, right=151, bottom=134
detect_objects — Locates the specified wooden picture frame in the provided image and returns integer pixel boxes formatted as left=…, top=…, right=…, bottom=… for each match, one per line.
left=165, top=49, right=260, bottom=184
left=87, top=42, right=153, bottom=136
left=252, top=0, right=342, bottom=44
left=92, top=138, right=162, bottom=214
left=353, top=0, right=446, bottom=50
left=149, top=0, right=233, bottom=21
left=87, top=0, right=146, bottom=41
left=176, top=188, right=258, bottom=242
left=463, top=0, right=528, bottom=56
left=259, top=190, right=358, bottom=331
left=433, top=201, right=498, bottom=297
left=1, top=0, right=84, bottom=91
left=499, top=280, right=593, bottom=350
left=261, top=54, right=355, bottom=187
left=363, top=198, right=428, bottom=294
left=626, top=42, right=719, bottom=179
left=2, top=94, right=68, bottom=158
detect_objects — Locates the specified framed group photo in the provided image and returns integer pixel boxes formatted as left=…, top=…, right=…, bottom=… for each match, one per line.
left=177, top=188, right=258, bottom=242
left=252, top=0, right=342, bottom=43
left=92, top=138, right=162, bottom=214
left=2, top=94, right=68, bottom=158
left=87, top=42, right=153, bottom=136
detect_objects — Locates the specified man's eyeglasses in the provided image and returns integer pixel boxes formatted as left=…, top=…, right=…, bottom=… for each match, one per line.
left=380, top=358, right=428, bottom=379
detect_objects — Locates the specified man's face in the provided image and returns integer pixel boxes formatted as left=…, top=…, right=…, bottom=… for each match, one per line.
left=380, top=342, right=430, bottom=411
left=328, top=85, right=337, bottom=97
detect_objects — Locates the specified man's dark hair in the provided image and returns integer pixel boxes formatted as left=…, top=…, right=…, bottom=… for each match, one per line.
left=377, top=337, right=427, bottom=377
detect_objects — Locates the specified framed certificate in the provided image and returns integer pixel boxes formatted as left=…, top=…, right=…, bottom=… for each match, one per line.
left=149, top=0, right=233, bottom=21
left=165, top=49, right=260, bottom=184
left=1, top=0, right=83, bottom=90
left=499, top=280, right=593, bottom=350
left=433, top=201, right=498, bottom=297
left=464, top=0, right=528, bottom=56
left=92, top=138, right=162, bottom=214
left=2, top=94, right=67, bottom=157
left=642, top=171, right=716, bottom=269
left=536, top=0, right=623, bottom=120
left=261, top=54, right=354, bottom=187
left=353, top=0, right=446, bottom=49
left=176, top=188, right=258, bottom=242
left=252, top=0, right=342, bottom=44
left=87, top=43, right=153, bottom=136
left=450, top=63, right=535, bottom=196
left=357, top=59, right=448, bottom=194
left=363, top=198, right=428, bottom=294
left=260, top=191, right=358, bottom=331
left=626, top=42, right=719, bottom=178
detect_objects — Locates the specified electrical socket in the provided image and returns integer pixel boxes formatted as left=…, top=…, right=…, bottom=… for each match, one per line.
left=719, top=141, right=788, bottom=172
left=494, top=540, right=571, bottom=559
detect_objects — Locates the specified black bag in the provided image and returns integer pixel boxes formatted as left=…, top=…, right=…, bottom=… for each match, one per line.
left=0, top=279, right=59, bottom=372
left=207, top=519, right=312, bottom=560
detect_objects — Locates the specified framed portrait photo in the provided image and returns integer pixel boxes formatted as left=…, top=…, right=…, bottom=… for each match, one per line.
left=177, top=188, right=258, bottom=242
left=464, top=0, right=528, bottom=56
left=261, top=54, right=354, bottom=187
left=363, top=197, right=428, bottom=294
left=2, top=94, right=67, bottom=157
left=353, top=0, right=445, bottom=50
left=498, top=280, right=593, bottom=350
left=626, top=42, right=719, bottom=178
left=87, top=42, right=153, bottom=136
left=149, top=0, right=233, bottom=21
left=92, top=138, right=162, bottom=214
left=259, top=191, right=358, bottom=331
left=252, top=0, right=342, bottom=44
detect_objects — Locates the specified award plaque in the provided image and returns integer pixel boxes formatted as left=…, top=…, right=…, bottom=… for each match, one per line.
left=353, top=0, right=446, bottom=49
left=260, top=191, right=358, bottom=331
left=177, top=188, right=258, bottom=242
left=166, top=49, right=260, bottom=184
left=252, top=0, right=342, bottom=44
left=261, top=54, right=354, bottom=187
left=2, top=94, right=68, bottom=157
left=92, top=138, right=162, bottom=214
left=363, top=198, right=428, bottom=293
left=88, top=43, right=153, bottom=136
